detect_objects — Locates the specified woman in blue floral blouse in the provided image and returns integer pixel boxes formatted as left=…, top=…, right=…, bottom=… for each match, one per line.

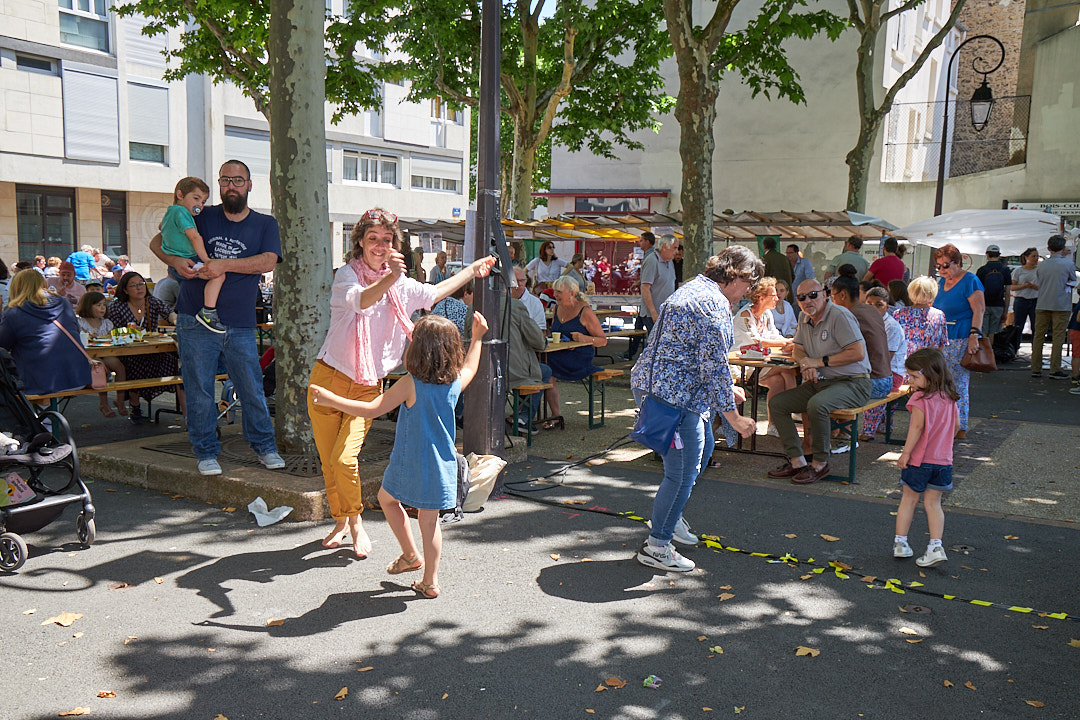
left=630, top=246, right=762, bottom=573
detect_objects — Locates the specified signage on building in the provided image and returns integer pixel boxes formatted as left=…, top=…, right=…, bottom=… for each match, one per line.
left=1006, top=201, right=1079, bottom=234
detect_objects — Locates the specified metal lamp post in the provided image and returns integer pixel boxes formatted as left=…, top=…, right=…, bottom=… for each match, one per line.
left=933, top=34, right=1005, bottom=216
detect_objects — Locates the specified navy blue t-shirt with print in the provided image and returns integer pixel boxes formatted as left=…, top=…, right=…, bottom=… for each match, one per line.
left=178, top=205, right=282, bottom=327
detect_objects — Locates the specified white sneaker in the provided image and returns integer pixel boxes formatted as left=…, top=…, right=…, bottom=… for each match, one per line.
left=258, top=451, right=285, bottom=470
left=197, top=458, right=222, bottom=476
left=831, top=441, right=859, bottom=454
left=893, top=539, right=913, bottom=558
left=915, top=545, right=948, bottom=568
left=647, top=517, right=699, bottom=546
left=637, top=541, right=695, bottom=572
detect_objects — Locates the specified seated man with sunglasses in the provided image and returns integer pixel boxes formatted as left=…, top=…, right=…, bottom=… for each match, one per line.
left=766, top=279, right=872, bottom=484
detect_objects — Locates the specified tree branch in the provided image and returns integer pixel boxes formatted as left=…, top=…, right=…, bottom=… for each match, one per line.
left=881, top=0, right=930, bottom=25
left=179, top=0, right=265, bottom=81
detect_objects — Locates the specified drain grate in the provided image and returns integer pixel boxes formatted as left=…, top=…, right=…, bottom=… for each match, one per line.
left=144, top=427, right=397, bottom=478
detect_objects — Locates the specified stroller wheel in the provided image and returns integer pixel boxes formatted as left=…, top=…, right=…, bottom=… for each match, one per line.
left=0, top=532, right=28, bottom=571
left=76, top=514, right=96, bottom=546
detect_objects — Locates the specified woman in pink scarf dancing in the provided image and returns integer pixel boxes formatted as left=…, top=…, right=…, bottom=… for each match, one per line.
left=307, top=208, right=496, bottom=558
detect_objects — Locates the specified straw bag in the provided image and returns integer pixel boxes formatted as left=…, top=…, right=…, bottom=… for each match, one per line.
left=52, top=320, right=108, bottom=390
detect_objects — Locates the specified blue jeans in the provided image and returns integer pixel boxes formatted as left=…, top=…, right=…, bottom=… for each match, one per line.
left=870, top=376, right=892, bottom=399
left=176, top=314, right=278, bottom=461
left=650, top=408, right=712, bottom=545
left=1012, top=297, right=1037, bottom=348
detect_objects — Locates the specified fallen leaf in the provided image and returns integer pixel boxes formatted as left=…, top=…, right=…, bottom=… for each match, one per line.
left=906, top=639, right=923, bottom=644
left=1004, top=534, right=1019, bottom=540
left=919, top=571, right=926, bottom=578
left=861, top=576, right=876, bottom=583
left=22, top=609, right=36, bottom=615
left=96, top=691, right=115, bottom=698
left=73, top=632, right=83, bottom=638
left=794, top=646, right=820, bottom=657
left=943, top=680, right=954, bottom=688
left=266, top=619, right=285, bottom=627
left=605, top=677, right=626, bottom=689
left=784, top=533, right=797, bottom=538
left=561, top=500, right=586, bottom=505
left=207, top=648, right=216, bottom=652
left=334, top=687, right=348, bottom=701
left=1025, top=700, right=1045, bottom=708
left=108, top=582, right=131, bottom=591
left=735, top=706, right=745, bottom=714
left=898, top=627, right=919, bottom=635
left=800, top=574, right=812, bottom=580
left=717, top=593, right=735, bottom=602
left=585, top=711, right=595, bottom=715
left=441, top=693, right=449, bottom=700
left=819, top=534, right=840, bottom=542
left=213, top=716, right=228, bottom=720
left=703, top=708, right=712, bottom=712
left=718, top=585, right=732, bottom=590
left=42, top=612, right=83, bottom=627
left=154, top=577, right=163, bottom=584
left=594, top=685, right=606, bottom=692
left=58, top=709, right=90, bottom=717
left=1067, top=639, right=1080, bottom=648
left=964, top=681, right=977, bottom=690
left=1031, top=625, right=1049, bottom=630
left=833, top=561, right=853, bottom=570
left=356, top=667, right=374, bottom=672
left=549, top=554, right=561, bottom=561
left=223, top=507, right=237, bottom=513
left=105, top=488, right=117, bottom=492
left=124, top=636, right=137, bottom=645
left=709, top=645, right=724, bottom=654
left=697, top=635, right=708, bottom=642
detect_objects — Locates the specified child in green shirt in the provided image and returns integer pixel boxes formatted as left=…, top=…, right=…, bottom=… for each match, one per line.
left=159, top=177, right=224, bottom=333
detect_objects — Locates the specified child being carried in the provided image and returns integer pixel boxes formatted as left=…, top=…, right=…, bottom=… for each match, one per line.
left=159, top=177, right=225, bottom=333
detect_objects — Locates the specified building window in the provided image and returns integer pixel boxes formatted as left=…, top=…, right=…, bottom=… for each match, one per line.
left=59, top=0, right=111, bottom=53
left=130, top=142, right=165, bottom=163
left=128, top=82, right=169, bottom=165
left=101, top=190, right=127, bottom=258
left=343, top=151, right=398, bottom=187
left=411, top=175, right=459, bottom=193
left=16, top=185, right=76, bottom=262
left=431, top=97, right=462, bottom=124
left=16, top=54, right=56, bottom=74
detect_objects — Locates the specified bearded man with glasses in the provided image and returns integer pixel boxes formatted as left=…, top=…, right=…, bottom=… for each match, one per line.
left=150, top=160, right=284, bottom=477
left=766, top=279, right=872, bottom=484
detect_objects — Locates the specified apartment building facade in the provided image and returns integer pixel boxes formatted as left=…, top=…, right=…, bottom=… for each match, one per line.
left=0, top=0, right=469, bottom=278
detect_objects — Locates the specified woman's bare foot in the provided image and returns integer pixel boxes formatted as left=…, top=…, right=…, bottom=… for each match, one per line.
left=347, top=516, right=371, bottom=558
left=99, top=403, right=117, bottom=418
left=322, top=520, right=348, bottom=549
left=114, top=399, right=128, bottom=416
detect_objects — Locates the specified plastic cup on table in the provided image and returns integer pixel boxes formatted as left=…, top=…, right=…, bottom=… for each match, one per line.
left=551, top=331, right=561, bottom=344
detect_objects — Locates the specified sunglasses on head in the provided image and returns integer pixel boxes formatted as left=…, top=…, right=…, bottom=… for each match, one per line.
left=363, top=209, right=398, bottom=223
left=796, top=290, right=822, bottom=302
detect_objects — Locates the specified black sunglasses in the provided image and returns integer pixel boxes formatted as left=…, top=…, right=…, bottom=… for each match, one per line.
left=796, top=290, right=822, bottom=302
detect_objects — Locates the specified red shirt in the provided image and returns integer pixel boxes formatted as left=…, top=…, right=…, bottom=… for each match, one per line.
left=867, top=255, right=905, bottom=285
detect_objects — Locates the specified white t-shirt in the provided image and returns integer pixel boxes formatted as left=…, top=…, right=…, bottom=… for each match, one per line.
left=883, top=312, right=908, bottom=377
left=769, top=300, right=798, bottom=337
left=518, top=290, right=547, bottom=332
left=526, top=256, right=567, bottom=284
left=733, top=307, right=784, bottom=349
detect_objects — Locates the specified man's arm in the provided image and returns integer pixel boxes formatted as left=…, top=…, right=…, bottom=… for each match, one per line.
left=641, top=283, right=657, bottom=319
left=200, top=252, right=279, bottom=279
left=149, top=233, right=198, bottom=279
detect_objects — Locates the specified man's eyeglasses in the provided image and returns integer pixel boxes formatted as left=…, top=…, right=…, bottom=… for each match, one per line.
left=363, top=209, right=398, bottom=223
left=218, top=176, right=249, bottom=187
left=796, top=290, right=822, bottom=302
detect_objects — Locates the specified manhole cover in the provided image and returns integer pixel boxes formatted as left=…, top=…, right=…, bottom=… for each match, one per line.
left=950, top=544, right=975, bottom=554
left=901, top=604, right=933, bottom=614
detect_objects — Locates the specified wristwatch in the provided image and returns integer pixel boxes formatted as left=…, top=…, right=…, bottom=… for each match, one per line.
left=821, top=355, right=830, bottom=367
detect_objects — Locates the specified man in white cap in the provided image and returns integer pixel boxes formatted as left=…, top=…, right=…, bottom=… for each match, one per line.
left=975, top=244, right=1011, bottom=345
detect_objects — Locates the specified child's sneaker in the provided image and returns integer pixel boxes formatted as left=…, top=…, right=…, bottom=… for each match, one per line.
left=915, top=545, right=948, bottom=568
left=636, top=541, right=695, bottom=572
left=893, top=539, right=913, bottom=558
left=197, top=307, right=227, bottom=334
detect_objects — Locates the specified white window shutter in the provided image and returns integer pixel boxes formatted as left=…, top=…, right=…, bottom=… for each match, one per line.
left=62, top=66, right=120, bottom=163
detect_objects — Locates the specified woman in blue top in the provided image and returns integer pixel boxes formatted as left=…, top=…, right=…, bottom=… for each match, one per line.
left=932, top=243, right=985, bottom=437
left=629, top=247, right=760, bottom=573
left=545, top=274, right=607, bottom=420
left=311, top=312, right=488, bottom=600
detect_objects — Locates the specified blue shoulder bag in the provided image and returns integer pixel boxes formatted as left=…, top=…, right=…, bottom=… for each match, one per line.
left=629, top=308, right=685, bottom=455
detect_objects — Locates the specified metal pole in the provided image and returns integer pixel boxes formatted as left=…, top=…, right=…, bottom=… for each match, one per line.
left=934, top=35, right=1004, bottom=216
left=463, top=0, right=506, bottom=457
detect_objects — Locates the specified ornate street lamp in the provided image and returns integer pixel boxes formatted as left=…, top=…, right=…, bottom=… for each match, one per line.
left=934, top=34, right=1005, bottom=216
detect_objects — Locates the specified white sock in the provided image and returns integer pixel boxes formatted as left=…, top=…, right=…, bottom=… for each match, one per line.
left=928, top=538, right=943, bottom=549
left=895, top=535, right=908, bottom=544
left=791, top=457, right=808, bottom=469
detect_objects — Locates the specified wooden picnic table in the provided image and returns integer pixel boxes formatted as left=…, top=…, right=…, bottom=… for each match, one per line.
left=86, top=336, right=177, bottom=358
left=722, top=352, right=798, bottom=457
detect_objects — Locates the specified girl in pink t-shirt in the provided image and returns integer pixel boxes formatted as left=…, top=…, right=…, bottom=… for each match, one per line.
left=893, top=348, right=959, bottom=568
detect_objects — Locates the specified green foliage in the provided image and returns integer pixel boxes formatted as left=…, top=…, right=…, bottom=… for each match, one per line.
left=115, top=0, right=388, bottom=119
left=715, top=0, right=848, bottom=104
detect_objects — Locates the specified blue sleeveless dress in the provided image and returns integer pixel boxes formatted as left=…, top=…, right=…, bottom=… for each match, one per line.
left=548, top=307, right=601, bottom=381
left=381, top=377, right=460, bottom=510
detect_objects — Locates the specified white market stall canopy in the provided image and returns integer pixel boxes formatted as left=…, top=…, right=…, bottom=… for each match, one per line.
left=397, top=210, right=898, bottom=245
left=895, top=209, right=1062, bottom=256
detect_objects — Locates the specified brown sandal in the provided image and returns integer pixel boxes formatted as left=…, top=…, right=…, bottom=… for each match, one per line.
left=386, top=554, right=423, bottom=575
left=411, top=580, right=440, bottom=599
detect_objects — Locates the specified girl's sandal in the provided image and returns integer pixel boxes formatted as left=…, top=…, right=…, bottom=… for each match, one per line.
left=99, top=404, right=117, bottom=418
left=411, top=580, right=440, bottom=599
left=386, top=554, right=423, bottom=575
left=114, top=399, right=129, bottom=416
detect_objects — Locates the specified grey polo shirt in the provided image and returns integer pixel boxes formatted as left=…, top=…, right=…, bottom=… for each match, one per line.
left=639, top=251, right=676, bottom=318
left=794, top=301, right=871, bottom=379
left=1035, top=254, right=1077, bottom=312
left=826, top=250, right=869, bottom=279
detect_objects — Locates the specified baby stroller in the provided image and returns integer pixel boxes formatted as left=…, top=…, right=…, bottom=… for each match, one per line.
left=0, top=349, right=95, bottom=572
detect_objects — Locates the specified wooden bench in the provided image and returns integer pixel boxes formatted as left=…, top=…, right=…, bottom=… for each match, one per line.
left=583, top=369, right=624, bottom=429
left=509, top=383, right=553, bottom=446
left=826, top=386, right=911, bottom=483
left=29, top=374, right=229, bottom=424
